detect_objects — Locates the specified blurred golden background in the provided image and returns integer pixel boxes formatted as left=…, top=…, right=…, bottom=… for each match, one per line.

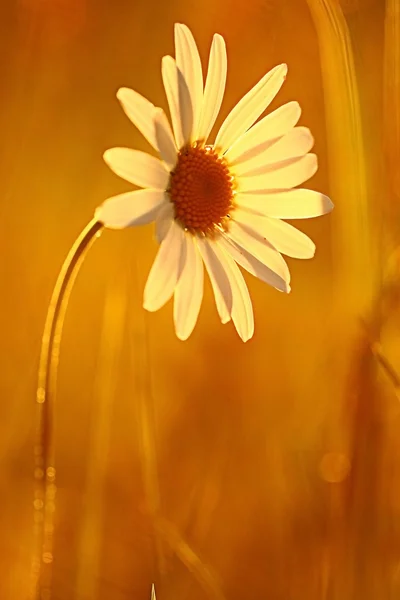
left=1, top=0, right=399, bottom=598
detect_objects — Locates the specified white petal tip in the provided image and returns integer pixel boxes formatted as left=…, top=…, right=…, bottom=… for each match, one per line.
left=307, top=243, right=317, bottom=259
left=311, top=153, right=319, bottom=169
left=240, top=332, right=254, bottom=343
left=292, top=101, right=302, bottom=119
left=276, top=283, right=291, bottom=294
left=176, top=332, right=190, bottom=341
left=325, top=198, right=334, bottom=213
left=116, top=87, right=135, bottom=104
left=162, top=54, right=174, bottom=66
left=143, top=301, right=157, bottom=313
left=298, top=245, right=316, bottom=260
left=103, top=149, right=112, bottom=164
left=213, top=32, right=225, bottom=43
left=279, top=63, right=288, bottom=76
left=116, top=87, right=129, bottom=98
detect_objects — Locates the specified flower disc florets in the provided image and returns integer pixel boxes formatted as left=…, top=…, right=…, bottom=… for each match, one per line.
left=169, top=144, right=235, bottom=235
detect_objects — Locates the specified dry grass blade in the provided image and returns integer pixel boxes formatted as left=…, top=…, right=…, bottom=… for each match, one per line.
left=384, top=0, right=400, bottom=209
left=75, top=281, right=127, bottom=599
left=372, top=342, right=400, bottom=397
left=127, top=260, right=226, bottom=598
left=127, top=260, right=166, bottom=578
left=155, top=516, right=226, bottom=600
left=302, top=2, right=379, bottom=597
left=305, top=0, right=375, bottom=314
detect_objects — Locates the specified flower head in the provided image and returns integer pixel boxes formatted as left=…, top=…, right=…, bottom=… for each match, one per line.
left=96, top=24, right=333, bottom=341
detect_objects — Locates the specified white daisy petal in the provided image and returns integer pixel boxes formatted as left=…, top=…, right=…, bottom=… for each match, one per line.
left=236, top=189, right=334, bottom=219
left=226, top=220, right=290, bottom=282
left=218, top=235, right=290, bottom=293
left=154, top=108, right=178, bottom=170
left=196, top=237, right=232, bottom=323
left=264, top=219, right=315, bottom=259
left=116, top=88, right=158, bottom=150
left=232, top=127, right=314, bottom=177
left=234, top=208, right=315, bottom=259
left=238, top=154, right=318, bottom=192
left=143, top=219, right=184, bottom=312
left=225, top=101, right=302, bottom=164
left=155, top=201, right=174, bottom=243
left=162, top=55, right=192, bottom=148
left=215, top=243, right=254, bottom=342
left=264, top=127, right=314, bottom=161
left=197, top=33, right=227, bottom=143
left=103, top=148, right=169, bottom=189
left=174, top=233, right=204, bottom=340
left=174, top=24, right=203, bottom=141
left=214, top=63, right=288, bottom=153
left=96, top=190, right=167, bottom=229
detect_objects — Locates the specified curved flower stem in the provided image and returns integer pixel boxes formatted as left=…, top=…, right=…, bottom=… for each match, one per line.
left=32, top=219, right=103, bottom=600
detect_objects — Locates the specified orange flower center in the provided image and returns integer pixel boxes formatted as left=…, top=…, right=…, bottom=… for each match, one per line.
left=168, top=145, right=235, bottom=235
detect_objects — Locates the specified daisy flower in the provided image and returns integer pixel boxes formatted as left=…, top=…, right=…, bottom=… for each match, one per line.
left=96, top=23, right=333, bottom=342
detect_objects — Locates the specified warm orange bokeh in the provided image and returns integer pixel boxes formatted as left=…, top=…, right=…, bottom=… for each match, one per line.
left=1, top=0, right=398, bottom=599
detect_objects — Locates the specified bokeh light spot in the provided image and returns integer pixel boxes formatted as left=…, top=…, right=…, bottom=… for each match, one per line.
left=319, top=452, right=351, bottom=483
